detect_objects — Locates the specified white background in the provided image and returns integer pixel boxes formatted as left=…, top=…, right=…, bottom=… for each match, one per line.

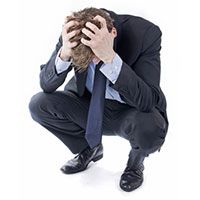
left=0, top=0, right=200, bottom=199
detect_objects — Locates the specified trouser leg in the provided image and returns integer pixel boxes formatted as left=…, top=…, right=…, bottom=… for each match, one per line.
left=29, top=88, right=168, bottom=164
left=105, top=102, right=169, bottom=168
left=28, top=89, right=114, bottom=154
left=28, top=90, right=92, bottom=154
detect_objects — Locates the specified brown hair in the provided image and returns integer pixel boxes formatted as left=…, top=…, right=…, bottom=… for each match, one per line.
left=66, top=7, right=114, bottom=73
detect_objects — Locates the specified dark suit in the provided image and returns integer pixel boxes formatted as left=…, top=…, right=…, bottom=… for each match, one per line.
left=29, top=9, right=169, bottom=155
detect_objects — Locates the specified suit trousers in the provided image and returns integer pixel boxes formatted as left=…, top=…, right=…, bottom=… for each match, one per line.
left=29, top=87, right=168, bottom=163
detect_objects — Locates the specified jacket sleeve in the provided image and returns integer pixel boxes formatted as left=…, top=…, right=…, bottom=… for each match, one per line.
left=39, top=34, right=73, bottom=93
left=110, top=25, right=162, bottom=112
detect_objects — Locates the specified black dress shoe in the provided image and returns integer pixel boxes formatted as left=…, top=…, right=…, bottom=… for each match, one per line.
left=120, top=163, right=144, bottom=192
left=60, top=143, right=103, bottom=174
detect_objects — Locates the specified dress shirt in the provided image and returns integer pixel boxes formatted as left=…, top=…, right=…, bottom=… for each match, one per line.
left=55, top=48, right=126, bottom=104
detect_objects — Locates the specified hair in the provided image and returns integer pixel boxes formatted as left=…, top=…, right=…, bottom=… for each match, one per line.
left=66, top=7, right=114, bottom=73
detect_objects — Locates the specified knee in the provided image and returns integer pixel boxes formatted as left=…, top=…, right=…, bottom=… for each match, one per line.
left=132, top=111, right=166, bottom=153
left=28, top=92, right=48, bottom=122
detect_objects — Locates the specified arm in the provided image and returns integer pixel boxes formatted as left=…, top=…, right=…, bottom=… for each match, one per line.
left=55, top=47, right=72, bottom=74
left=39, top=35, right=73, bottom=93
left=109, top=25, right=162, bottom=112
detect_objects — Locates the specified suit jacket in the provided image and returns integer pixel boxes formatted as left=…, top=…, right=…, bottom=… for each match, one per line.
left=39, top=8, right=169, bottom=125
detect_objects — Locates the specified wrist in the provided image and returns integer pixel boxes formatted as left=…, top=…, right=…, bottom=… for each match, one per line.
left=60, top=47, right=71, bottom=62
left=103, top=50, right=116, bottom=64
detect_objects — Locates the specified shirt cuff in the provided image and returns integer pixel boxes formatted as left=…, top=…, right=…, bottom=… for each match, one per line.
left=55, top=47, right=72, bottom=74
left=99, top=53, right=123, bottom=84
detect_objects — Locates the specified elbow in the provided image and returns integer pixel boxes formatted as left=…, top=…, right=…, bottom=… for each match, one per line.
left=40, top=80, right=55, bottom=93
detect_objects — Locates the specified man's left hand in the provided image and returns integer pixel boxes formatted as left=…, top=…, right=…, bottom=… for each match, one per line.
left=81, top=15, right=116, bottom=64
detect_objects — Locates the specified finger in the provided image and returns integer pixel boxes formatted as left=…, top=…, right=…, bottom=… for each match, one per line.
left=63, top=20, right=78, bottom=32
left=80, top=38, right=91, bottom=47
left=68, top=41, right=78, bottom=48
left=81, top=28, right=95, bottom=39
left=66, top=30, right=78, bottom=39
left=93, top=15, right=107, bottom=29
left=85, top=22, right=100, bottom=34
left=63, top=21, right=75, bottom=31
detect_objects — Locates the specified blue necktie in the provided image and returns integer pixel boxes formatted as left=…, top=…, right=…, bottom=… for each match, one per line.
left=85, top=61, right=107, bottom=149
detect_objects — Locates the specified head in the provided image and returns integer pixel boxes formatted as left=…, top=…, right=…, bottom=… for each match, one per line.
left=66, top=7, right=116, bottom=72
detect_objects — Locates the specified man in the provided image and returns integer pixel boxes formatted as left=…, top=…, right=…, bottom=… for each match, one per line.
left=29, top=7, right=169, bottom=192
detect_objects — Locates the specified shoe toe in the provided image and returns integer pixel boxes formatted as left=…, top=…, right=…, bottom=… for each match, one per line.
left=60, top=165, right=69, bottom=173
left=120, top=175, right=143, bottom=192
left=120, top=179, right=133, bottom=192
left=60, top=164, right=75, bottom=174
left=60, top=162, right=85, bottom=174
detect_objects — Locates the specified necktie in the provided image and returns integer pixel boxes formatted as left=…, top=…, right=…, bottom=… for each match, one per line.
left=85, top=61, right=107, bottom=149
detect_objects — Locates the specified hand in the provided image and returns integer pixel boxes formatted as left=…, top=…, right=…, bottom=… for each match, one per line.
left=80, top=15, right=116, bottom=64
left=60, top=19, right=79, bottom=61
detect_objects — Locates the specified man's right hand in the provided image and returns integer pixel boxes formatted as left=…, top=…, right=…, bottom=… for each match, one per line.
left=60, top=20, right=79, bottom=61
